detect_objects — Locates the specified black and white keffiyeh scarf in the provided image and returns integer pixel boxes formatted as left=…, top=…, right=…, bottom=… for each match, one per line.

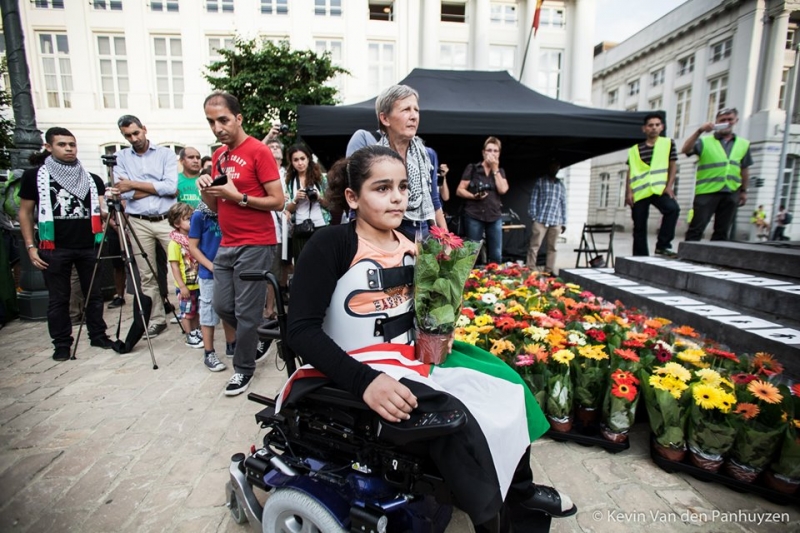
left=378, top=134, right=435, bottom=222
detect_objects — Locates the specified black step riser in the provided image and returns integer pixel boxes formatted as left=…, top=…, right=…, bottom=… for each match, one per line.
left=678, top=242, right=800, bottom=280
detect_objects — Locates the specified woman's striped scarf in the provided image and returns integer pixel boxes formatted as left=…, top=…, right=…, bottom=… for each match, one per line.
left=36, top=156, right=102, bottom=250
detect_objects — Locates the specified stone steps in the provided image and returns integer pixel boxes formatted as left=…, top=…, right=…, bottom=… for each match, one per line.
left=678, top=240, right=800, bottom=279
left=558, top=266, right=800, bottom=379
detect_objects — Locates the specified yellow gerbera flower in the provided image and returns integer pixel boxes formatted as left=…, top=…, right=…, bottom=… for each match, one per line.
left=693, top=383, right=722, bottom=410
left=475, top=315, right=493, bottom=327
left=655, top=362, right=691, bottom=382
left=694, top=368, right=722, bottom=387
left=718, top=392, right=736, bottom=413
left=578, top=344, right=608, bottom=361
left=550, top=288, right=565, bottom=298
left=552, top=349, right=574, bottom=365
left=677, top=349, right=705, bottom=364
left=660, top=375, right=689, bottom=399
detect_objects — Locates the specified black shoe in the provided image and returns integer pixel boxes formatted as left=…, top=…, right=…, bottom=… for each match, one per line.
left=255, top=339, right=271, bottom=363
left=518, top=485, right=577, bottom=518
left=90, top=336, right=115, bottom=349
left=225, top=373, right=253, bottom=396
left=146, top=323, right=167, bottom=338
left=654, top=248, right=677, bottom=258
left=107, top=296, right=125, bottom=309
left=53, top=346, right=71, bottom=361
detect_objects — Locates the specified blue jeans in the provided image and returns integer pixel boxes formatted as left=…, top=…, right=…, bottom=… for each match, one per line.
left=464, top=215, right=503, bottom=263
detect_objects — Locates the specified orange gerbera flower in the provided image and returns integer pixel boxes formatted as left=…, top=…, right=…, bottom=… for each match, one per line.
left=672, top=325, right=700, bottom=338
left=610, top=369, right=640, bottom=386
left=747, top=380, right=783, bottom=404
left=614, top=348, right=640, bottom=362
left=611, top=382, right=637, bottom=402
left=733, top=402, right=760, bottom=420
left=753, top=352, right=784, bottom=377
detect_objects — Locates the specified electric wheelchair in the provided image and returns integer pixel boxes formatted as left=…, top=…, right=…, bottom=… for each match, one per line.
left=226, top=271, right=470, bottom=533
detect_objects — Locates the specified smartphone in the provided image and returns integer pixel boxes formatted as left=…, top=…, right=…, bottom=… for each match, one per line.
left=210, top=175, right=228, bottom=187
left=713, top=123, right=730, bottom=131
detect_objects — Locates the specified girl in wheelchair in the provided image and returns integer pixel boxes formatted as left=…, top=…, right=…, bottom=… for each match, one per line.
left=286, top=145, right=576, bottom=532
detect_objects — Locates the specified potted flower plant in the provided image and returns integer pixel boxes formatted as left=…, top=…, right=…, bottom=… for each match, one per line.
left=546, top=348, right=574, bottom=432
left=600, top=347, right=643, bottom=443
left=686, top=370, right=737, bottom=473
left=766, top=385, right=800, bottom=494
left=640, top=362, right=692, bottom=461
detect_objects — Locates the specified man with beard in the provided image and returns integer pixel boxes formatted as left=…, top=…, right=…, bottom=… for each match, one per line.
left=197, top=92, right=284, bottom=396
left=18, top=127, right=113, bottom=361
left=108, top=115, right=178, bottom=337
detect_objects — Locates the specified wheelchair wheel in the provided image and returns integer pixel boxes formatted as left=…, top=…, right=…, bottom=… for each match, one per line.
left=262, top=488, right=346, bottom=533
left=228, top=489, right=247, bottom=524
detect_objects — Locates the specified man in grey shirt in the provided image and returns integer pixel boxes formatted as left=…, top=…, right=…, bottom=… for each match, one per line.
left=107, top=115, right=177, bottom=337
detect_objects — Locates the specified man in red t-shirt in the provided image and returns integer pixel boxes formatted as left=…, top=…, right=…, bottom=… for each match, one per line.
left=198, top=92, right=284, bottom=396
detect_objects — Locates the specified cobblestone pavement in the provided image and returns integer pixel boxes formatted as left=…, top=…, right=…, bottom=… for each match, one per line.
left=1, top=233, right=798, bottom=533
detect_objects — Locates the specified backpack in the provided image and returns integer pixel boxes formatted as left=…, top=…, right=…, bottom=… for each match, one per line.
left=784, top=212, right=793, bottom=224
left=0, top=169, right=24, bottom=221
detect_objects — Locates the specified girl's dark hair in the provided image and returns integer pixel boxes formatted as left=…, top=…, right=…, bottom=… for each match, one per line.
left=325, top=145, right=403, bottom=213
left=285, top=144, right=322, bottom=189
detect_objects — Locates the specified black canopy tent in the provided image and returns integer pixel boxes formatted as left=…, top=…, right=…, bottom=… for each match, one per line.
left=297, top=69, right=658, bottom=258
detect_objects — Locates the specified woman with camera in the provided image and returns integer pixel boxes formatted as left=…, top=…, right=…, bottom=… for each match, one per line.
left=284, top=144, right=330, bottom=264
left=456, top=136, right=509, bottom=264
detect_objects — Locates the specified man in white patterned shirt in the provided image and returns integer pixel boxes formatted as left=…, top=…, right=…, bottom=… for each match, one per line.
left=526, top=159, right=567, bottom=274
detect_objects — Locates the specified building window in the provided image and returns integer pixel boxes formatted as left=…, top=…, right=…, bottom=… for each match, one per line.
left=607, top=89, right=618, bottom=106
left=677, top=54, right=694, bottom=76
left=649, top=97, right=663, bottom=110
left=489, top=45, right=516, bottom=74
left=369, top=1, right=394, bottom=21
left=709, top=38, right=732, bottom=63
left=97, top=35, right=128, bottom=108
left=38, top=33, right=73, bottom=108
left=315, top=0, right=342, bottom=16
left=151, top=1, right=179, bottom=11
left=103, top=143, right=129, bottom=156
left=367, top=41, right=394, bottom=96
left=674, top=87, right=691, bottom=138
left=617, top=170, right=627, bottom=207
left=540, top=7, right=565, bottom=28
left=706, top=75, right=728, bottom=122
left=779, top=68, right=791, bottom=110
left=315, top=39, right=344, bottom=93
left=153, top=36, right=183, bottom=109
left=490, top=2, right=517, bottom=25
left=650, top=68, right=664, bottom=87
left=34, top=0, right=64, bottom=8
left=439, top=42, right=467, bottom=70
left=261, top=0, right=288, bottom=15
left=599, top=173, right=610, bottom=208
left=160, top=143, right=185, bottom=156
left=207, top=0, right=233, bottom=13
left=627, top=79, right=639, bottom=97
left=626, top=105, right=638, bottom=112
left=787, top=27, right=797, bottom=50
left=536, top=49, right=562, bottom=99
left=441, top=2, right=466, bottom=23
left=93, top=0, right=123, bottom=9
left=208, top=36, right=235, bottom=62
left=779, top=156, right=799, bottom=215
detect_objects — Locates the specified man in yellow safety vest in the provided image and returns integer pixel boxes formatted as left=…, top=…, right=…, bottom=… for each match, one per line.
left=625, top=113, right=680, bottom=256
left=681, top=108, right=751, bottom=241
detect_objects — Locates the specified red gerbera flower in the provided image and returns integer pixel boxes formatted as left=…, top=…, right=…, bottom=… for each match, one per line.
left=461, top=308, right=475, bottom=320
left=705, top=347, right=740, bottom=363
left=790, top=383, right=800, bottom=397
left=622, top=339, right=646, bottom=349
left=731, top=373, right=757, bottom=386
left=611, top=382, right=637, bottom=402
left=753, top=352, right=784, bottom=377
left=547, top=309, right=565, bottom=321
left=429, top=226, right=464, bottom=249
left=610, top=369, right=639, bottom=386
left=614, top=348, right=640, bottom=362
left=586, top=329, right=607, bottom=342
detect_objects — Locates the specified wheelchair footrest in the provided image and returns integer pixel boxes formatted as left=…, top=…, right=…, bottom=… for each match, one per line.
left=377, top=409, right=467, bottom=445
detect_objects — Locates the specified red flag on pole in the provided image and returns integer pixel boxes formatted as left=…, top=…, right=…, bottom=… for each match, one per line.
left=533, top=0, right=545, bottom=36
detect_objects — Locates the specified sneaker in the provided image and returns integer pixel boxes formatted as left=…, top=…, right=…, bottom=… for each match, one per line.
left=192, top=328, right=203, bottom=341
left=170, top=316, right=180, bottom=324
left=518, top=485, right=577, bottom=518
left=225, top=373, right=252, bottom=396
left=146, top=323, right=167, bottom=338
left=53, top=346, right=71, bottom=361
left=255, top=339, right=272, bottom=363
left=185, top=332, right=203, bottom=349
left=654, top=248, right=677, bottom=258
left=90, top=336, right=115, bottom=349
left=107, top=296, right=125, bottom=309
left=204, top=351, right=227, bottom=372
left=225, top=342, right=236, bottom=358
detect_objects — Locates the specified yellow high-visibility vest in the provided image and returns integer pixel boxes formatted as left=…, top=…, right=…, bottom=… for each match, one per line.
left=695, top=136, right=749, bottom=195
left=627, top=137, right=670, bottom=203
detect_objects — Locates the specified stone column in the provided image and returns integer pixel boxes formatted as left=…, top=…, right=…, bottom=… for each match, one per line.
left=568, top=0, right=595, bottom=105
left=761, top=10, right=790, bottom=111
left=472, top=0, right=490, bottom=69
left=420, top=0, right=439, bottom=68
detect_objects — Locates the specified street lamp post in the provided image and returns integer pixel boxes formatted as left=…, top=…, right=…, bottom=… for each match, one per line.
left=773, top=43, right=800, bottom=236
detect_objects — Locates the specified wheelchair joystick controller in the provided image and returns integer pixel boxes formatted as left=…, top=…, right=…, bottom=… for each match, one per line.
left=377, top=409, right=467, bottom=445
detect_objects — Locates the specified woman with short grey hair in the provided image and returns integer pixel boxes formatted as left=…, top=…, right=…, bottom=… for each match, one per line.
left=346, top=84, right=446, bottom=240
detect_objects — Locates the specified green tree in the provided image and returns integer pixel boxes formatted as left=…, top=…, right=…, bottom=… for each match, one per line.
left=0, top=57, right=14, bottom=169
left=204, top=38, right=348, bottom=141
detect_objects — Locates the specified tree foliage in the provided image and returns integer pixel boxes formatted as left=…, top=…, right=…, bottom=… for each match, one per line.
left=204, top=38, right=348, bottom=141
left=0, top=58, right=14, bottom=169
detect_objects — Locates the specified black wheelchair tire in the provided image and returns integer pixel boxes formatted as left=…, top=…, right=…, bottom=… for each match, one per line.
left=228, top=489, right=247, bottom=524
left=262, top=488, right=346, bottom=533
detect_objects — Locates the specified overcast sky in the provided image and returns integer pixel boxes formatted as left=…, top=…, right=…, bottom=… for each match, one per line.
left=594, top=0, right=689, bottom=44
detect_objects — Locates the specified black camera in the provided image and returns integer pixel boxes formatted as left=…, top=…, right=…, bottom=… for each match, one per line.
left=279, top=123, right=290, bottom=135
left=101, top=154, right=117, bottom=167
left=469, top=181, right=493, bottom=196
left=304, top=187, right=319, bottom=201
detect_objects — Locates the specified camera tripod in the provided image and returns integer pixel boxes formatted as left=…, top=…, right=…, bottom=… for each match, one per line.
left=71, top=155, right=180, bottom=369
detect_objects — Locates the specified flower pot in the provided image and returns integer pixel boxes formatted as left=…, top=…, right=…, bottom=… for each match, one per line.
left=762, top=470, right=800, bottom=495
left=415, top=330, right=449, bottom=365
left=653, top=441, right=686, bottom=462
left=576, top=406, right=599, bottom=427
left=724, top=459, right=760, bottom=483
left=688, top=448, right=723, bottom=473
left=600, top=425, right=628, bottom=444
left=548, top=415, right=573, bottom=433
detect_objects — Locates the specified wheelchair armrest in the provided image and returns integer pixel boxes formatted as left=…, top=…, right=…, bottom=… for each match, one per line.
left=377, top=409, right=467, bottom=445
left=305, top=386, right=372, bottom=411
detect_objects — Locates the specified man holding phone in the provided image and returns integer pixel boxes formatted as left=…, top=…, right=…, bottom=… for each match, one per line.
left=681, top=107, right=752, bottom=241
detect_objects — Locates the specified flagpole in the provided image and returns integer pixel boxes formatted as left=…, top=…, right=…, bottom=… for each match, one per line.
left=519, top=25, right=535, bottom=81
left=519, top=0, right=544, bottom=82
